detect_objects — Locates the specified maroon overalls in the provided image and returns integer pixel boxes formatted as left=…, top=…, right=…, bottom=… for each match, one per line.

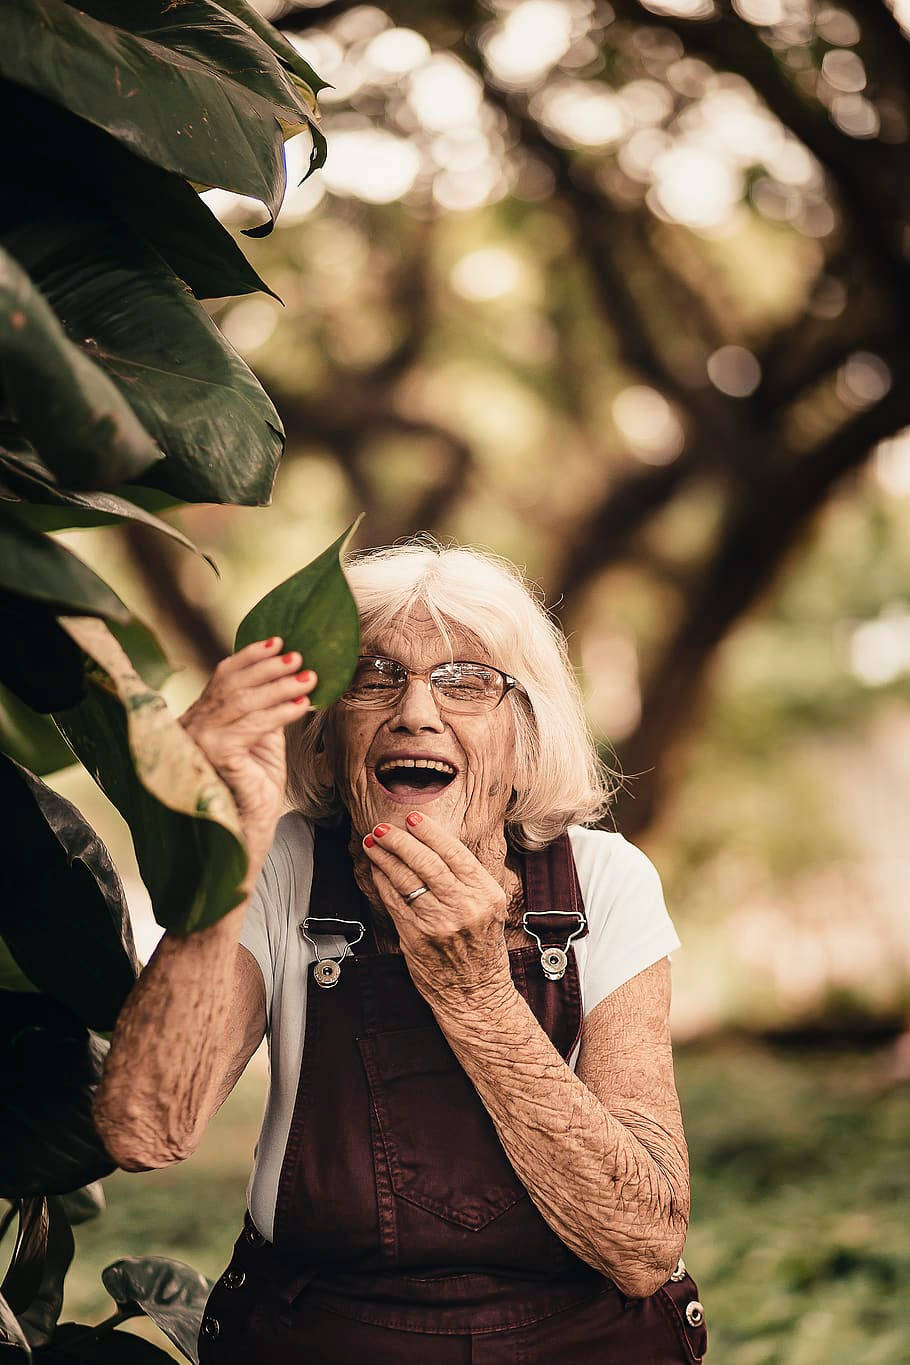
left=198, top=822, right=708, bottom=1362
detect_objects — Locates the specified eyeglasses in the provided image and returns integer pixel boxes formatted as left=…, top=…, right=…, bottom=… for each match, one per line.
left=340, top=655, right=527, bottom=714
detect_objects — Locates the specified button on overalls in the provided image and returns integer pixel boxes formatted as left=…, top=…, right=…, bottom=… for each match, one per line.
left=199, top=822, right=708, bottom=1362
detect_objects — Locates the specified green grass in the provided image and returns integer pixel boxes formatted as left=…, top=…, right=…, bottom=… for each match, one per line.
left=57, top=1041, right=910, bottom=1363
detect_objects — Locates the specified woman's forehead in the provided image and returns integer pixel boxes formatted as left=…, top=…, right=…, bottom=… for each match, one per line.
left=364, top=610, right=489, bottom=663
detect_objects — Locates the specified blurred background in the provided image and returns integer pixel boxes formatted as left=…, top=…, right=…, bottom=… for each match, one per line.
left=52, top=0, right=910, bottom=1359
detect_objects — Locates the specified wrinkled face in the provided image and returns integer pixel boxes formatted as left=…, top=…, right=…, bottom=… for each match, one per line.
left=327, top=608, right=519, bottom=853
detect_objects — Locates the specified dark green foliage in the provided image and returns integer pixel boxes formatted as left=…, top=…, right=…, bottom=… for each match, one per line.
left=2, top=213, right=283, bottom=506
left=0, top=597, right=88, bottom=713
left=0, top=994, right=114, bottom=1199
left=53, top=640, right=248, bottom=936
left=236, top=515, right=363, bottom=708
left=2, top=1197, right=75, bottom=1348
left=101, top=1258, right=212, bottom=1364
left=0, top=757, right=139, bottom=1030
left=40, top=1326, right=175, bottom=1362
left=0, top=245, right=161, bottom=491
left=0, top=4, right=336, bottom=1357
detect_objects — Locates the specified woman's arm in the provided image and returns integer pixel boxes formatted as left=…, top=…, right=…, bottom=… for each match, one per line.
left=361, top=814, right=689, bottom=1299
left=93, top=638, right=317, bottom=1171
left=428, top=957, right=689, bottom=1299
left=93, top=918, right=267, bottom=1172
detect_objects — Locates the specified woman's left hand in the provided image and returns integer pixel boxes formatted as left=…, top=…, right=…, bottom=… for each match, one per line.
left=362, top=813, right=514, bottom=1005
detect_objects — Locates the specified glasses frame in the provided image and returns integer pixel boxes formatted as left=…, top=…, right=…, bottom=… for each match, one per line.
left=340, top=654, right=528, bottom=713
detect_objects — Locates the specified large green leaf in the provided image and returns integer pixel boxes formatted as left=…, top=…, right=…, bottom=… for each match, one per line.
left=1, top=82, right=276, bottom=303
left=0, top=245, right=161, bottom=491
left=215, top=0, right=331, bottom=99
left=101, top=1258, right=212, bottom=1365
left=0, top=604, right=170, bottom=720
left=0, top=684, right=75, bottom=775
left=235, top=516, right=363, bottom=709
left=0, top=438, right=216, bottom=570
left=0, top=1291, right=30, bottom=1358
left=0, top=994, right=115, bottom=1199
left=0, top=756, right=139, bottom=1031
left=0, top=519, right=129, bottom=622
left=0, top=597, right=90, bottom=714
left=44, top=1325, right=175, bottom=1362
left=0, top=939, right=36, bottom=994
left=1, top=1197, right=74, bottom=1349
left=53, top=618, right=248, bottom=935
left=2, top=214, right=283, bottom=505
left=58, top=1183, right=105, bottom=1228
left=77, top=0, right=322, bottom=121
left=0, top=0, right=322, bottom=230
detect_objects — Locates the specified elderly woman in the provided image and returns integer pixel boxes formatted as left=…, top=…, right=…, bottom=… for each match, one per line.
left=95, top=541, right=708, bottom=1363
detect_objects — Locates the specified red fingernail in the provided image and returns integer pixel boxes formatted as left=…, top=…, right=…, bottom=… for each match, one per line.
left=264, top=637, right=277, bottom=648
left=293, top=694, right=309, bottom=705
left=281, top=653, right=295, bottom=664
left=363, top=834, right=375, bottom=848
left=373, top=824, right=390, bottom=838
left=295, top=672, right=309, bottom=683
left=406, top=812, right=422, bottom=826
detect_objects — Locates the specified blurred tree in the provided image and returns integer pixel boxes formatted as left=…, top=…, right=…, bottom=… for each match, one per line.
left=141, top=0, right=910, bottom=837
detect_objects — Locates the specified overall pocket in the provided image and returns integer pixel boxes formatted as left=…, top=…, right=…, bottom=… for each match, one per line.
left=357, top=1025, right=529, bottom=1231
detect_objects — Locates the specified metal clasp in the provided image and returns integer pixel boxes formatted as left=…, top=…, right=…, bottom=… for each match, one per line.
left=301, top=917, right=365, bottom=989
left=521, top=910, right=586, bottom=980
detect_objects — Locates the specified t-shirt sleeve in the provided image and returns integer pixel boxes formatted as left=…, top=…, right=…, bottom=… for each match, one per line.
left=238, top=850, right=284, bottom=1021
left=572, top=829, right=682, bottom=1017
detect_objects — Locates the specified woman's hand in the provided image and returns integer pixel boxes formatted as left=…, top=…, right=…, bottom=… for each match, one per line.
left=180, top=636, right=317, bottom=872
left=361, top=812, right=513, bottom=1006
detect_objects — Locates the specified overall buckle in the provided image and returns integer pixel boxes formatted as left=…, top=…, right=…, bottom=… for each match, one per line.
left=301, top=917, right=365, bottom=988
left=521, top=910, right=586, bottom=981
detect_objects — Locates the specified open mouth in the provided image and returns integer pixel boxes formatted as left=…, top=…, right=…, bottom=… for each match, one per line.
left=373, top=758, right=458, bottom=803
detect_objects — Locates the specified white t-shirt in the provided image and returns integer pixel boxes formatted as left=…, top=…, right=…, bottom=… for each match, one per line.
left=239, top=812, right=682, bottom=1241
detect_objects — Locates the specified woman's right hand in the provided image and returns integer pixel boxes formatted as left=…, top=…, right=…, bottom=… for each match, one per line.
left=180, top=636, right=317, bottom=873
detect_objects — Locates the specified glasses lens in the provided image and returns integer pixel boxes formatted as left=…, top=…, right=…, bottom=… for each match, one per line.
left=431, top=663, right=503, bottom=711
left=344, top=658, right=406, bottom=705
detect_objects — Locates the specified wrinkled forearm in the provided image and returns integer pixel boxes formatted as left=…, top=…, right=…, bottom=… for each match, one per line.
left=427, top=978, right=690, bottom=1298
left=92, top=899, right=251, bottom=1172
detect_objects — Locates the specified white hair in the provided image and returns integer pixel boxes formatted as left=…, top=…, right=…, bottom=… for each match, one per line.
left=285, top=538, right=617, bottom=848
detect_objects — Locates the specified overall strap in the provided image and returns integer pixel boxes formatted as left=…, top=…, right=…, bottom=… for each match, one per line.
left=309, top=820, right=379, bottom=956
left=520, top=831, right=588, bottom=937
left=519, top=831, right=588, bottom=984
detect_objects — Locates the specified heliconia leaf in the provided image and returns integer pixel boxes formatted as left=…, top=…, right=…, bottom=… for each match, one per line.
left=0, top=0, right=322, bottom=230
left=2, top=214, right=284, bottom=505
left=0, top=756, right=140, bottom=1031
left=53, top=617, right=248, bottom=935
left=235, top=516, right=363, bottom=709
left=0, top=993, right=115, bottom=1199
left=102, top=1257, right=213, bottom=1365
left=0, top=245, right=161, bottom=491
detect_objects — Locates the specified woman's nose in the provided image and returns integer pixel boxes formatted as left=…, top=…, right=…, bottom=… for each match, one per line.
left=391, top=678, right=445, bottom=733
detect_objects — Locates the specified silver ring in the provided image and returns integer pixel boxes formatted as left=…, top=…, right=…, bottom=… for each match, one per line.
left=405, top=884, right=429, bottom=902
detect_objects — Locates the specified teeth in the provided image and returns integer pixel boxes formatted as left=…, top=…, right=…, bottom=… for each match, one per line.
left=376, top=758, right=457, bottom=776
